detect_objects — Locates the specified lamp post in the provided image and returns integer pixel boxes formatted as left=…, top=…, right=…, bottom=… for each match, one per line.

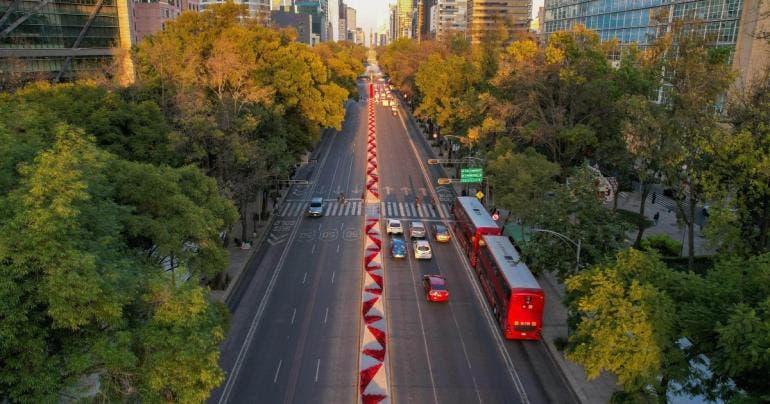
left=530, top=228, right=581, bottom=272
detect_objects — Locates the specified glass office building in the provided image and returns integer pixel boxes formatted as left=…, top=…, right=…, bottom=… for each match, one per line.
left=0, top=0, right=133, bottom=83
left=543, top=0, right=744, bottom=56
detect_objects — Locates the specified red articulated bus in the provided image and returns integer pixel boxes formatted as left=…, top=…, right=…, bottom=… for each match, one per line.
left=451, top=196, right=501, bottom=267
left=477, top=235, right=544, bottom=340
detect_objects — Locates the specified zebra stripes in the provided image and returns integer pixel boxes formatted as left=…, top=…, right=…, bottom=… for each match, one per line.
left=277, top=200, right=450, bottom=219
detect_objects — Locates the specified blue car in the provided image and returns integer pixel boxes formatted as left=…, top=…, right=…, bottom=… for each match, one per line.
left=391, top=238, right=406, bottom=258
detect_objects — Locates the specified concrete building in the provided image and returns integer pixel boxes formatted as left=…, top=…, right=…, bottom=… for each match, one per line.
left=467, top=0, right=530, bottom=44
left=436, top=0, right=467, bottom=39
left=389, top=3, right=398, bottom=41
left=326, top=0, right=338, bottom=41
left=355, top=27, right=364, bottom=45
left=416, top=0, right=435, bottom=41
left=396, top=0, right=414, bottom=39
left=199, top=0, right=270, bottom=24
left=132, top=0, right=200, bottom=45
left=430, top=3, right=438, bottom=36
left=0, top=0, right=134, bottom=84
left=379, top=32, right=387, bottom=46
left=543, top=0, right=769, bottom=89
left=295, top=0, right=337, bottom=42
left=345, top=5, right=356, bottom=40
left=272, top=9, right=312, bottom=44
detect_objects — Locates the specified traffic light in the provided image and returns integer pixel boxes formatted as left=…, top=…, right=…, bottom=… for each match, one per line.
left=437, top=178, right=452, bottom=185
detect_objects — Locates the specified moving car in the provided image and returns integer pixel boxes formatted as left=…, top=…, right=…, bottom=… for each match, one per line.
left=423, top=275, right=449, bottom=302
left=431, top=223, right=451, bottom=242
left=391, top=106, right=398, bottom=116
left=306, top=196, right=324, bottom=217
left=386, top=219, right=403, bottom=235
left=390, top=238, right=406, bottom=258
left=413, top=239, right=432, bottom=259
left=409, top=221, right=426, bottom=238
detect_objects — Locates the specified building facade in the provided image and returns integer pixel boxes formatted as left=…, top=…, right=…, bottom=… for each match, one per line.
left=436, top=0, right=467, bottom=39
left=345, top=5, right=355, bottom=40
left=132, top=0, right=199, bottom=44
left=271, top=9, right=312, bottom=44
left=396, top=0, right=414, bottom=39
left=199, top=0, right=269, bottom=24
left=543, top=0, right=768, bottom=87
left=467, top=0, right=530, bottom=44
left=0, top=0, right=134, bottom=84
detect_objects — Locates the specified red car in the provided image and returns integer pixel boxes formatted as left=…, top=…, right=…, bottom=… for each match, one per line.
left=423, top=275, right=449, bottom=302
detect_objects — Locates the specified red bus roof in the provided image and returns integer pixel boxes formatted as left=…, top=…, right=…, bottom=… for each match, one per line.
left=481, top=235, right=541, bottom=291
left=455, top=197, right=499, bottom=231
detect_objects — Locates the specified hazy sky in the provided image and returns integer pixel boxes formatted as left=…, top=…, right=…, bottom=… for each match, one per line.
left=344, top=0, right=545, bottom=35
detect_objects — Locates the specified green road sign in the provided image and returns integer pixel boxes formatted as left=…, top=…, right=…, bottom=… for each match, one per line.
left=460, top=167, right=483, bottom=183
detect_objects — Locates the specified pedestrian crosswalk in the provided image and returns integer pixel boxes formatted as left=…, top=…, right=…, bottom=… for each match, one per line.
left=381, top=201, right=449, bottom=219
left=279, top=200, right=364, bottom=217
left=277, top=200, right=450, bottom=219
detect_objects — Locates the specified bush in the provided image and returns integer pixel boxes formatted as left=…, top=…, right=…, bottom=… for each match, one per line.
left=640, top=234, right=681, bottom=257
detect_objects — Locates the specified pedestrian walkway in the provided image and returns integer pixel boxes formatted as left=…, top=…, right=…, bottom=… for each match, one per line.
left=276, top=199, right=451, bottom=219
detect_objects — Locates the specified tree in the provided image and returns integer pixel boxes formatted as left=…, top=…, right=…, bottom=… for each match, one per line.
left=655, top=22, right=735, bottom=270
left=565, top=249, right=679, bottom=399
left=525, top=166, right=628, bottom=279
left=486, top=140, right=560, bottom=226
left=313, top=41, right=366, bottom=100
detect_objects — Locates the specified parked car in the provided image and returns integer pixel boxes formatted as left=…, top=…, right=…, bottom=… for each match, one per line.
left=390, top=238, right=406, bottom=258
left=423, top=275, right=449, bottom=302
left=410, top=221, right=426, bottom=238
left=413, top=239, right=432, bottom=259
left=306, top=196, right=324, bottom=217
left=431, top=224, right=451, bottom=243
left=386, top=219, right=403, bottom=235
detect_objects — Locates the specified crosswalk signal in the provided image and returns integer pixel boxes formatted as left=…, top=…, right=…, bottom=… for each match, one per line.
left=437, top=178, right=452, bottom=185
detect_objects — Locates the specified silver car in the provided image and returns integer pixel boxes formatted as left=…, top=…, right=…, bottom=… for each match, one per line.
left=410, top=221, right=426, bottom=238
left=306, top=197, right=324, bottom=217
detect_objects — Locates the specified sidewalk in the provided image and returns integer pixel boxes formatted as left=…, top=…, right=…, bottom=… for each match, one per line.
left=405, top=114, right=619, bottom=403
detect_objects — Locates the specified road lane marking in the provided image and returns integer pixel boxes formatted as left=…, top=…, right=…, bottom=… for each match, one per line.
left=331, top=271, right=335, bottom=284
left=311, top=244, right=316, bottom=254
left=315, top=359, right=321, bottom=383
left=302, top=272, right=307, bottom=284
left=323, top=307, right=329, bottom=324
left=273, top=360, right=282, bottom=383
left=290, top=308, right=296, bottom=325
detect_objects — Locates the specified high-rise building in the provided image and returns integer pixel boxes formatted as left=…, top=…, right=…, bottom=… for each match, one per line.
left=326, top=0, right=338, bottom=41
left=397, top=0, right=414, bottom=39
left=295, top=0, right=326, bottom=41
left=355, top=27, right=364, bottom=45
left=436, top=0, right=467, bottom=39
left=0, top=0, right=134, bottom=84
left=272, top=8, right=312, bottom=44
left=346, top=5, right=356, bottom=40
left=467, top=0, right=530, bottom=45
left=132, top=0, right=200, bottom=45
left=416, top=0, right=434, bottom=41
left=430, top=3, right=438, bottom=36
left=199, top=0, right=269, bottom=24
left=389, top=4, right=398, bottom=41
left=542, top=0, right=769, bottom=87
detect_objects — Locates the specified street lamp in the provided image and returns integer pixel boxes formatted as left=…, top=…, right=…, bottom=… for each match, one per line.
left=530, top=228, right=581, bottom=272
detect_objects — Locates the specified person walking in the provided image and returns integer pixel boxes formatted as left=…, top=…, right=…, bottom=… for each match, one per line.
left=653, top=211, right=660, bottom=225
left=651, top=192, right=657, bottom=205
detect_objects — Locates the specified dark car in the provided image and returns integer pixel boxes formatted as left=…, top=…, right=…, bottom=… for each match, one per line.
left=423, top=275, right=449, bottom=302
left=390, top=238, right=406, bottom=258
left=306, top=196, right=324, bottom=217
left=431, top=224, right=451, bottom=243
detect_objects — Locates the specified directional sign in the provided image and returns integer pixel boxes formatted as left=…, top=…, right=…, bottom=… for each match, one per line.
left=461, top=167, right=484, bottom=183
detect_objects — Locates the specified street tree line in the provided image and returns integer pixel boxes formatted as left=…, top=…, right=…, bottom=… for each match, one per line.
left=0, top=3, right=364, bottom=402
left=378, top=20, right=769, bottom=402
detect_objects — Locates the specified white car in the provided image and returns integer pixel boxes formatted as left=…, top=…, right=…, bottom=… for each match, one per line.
left=413, top=240, right=432, bottom=260
left=386, top=219, right=403, bottom=235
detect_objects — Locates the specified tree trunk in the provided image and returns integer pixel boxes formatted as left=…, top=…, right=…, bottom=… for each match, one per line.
left=688, top=196, right=696, bottom=271
left=759, top=196, right=769, bottom=253
left=634, top=183, right=651, bottom=248
left=239, top=201, right=249, bottom=244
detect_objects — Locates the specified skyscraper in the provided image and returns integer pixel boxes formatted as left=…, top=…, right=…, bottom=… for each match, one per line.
left=436, top=0, right=467, bottom=39
left=396, top=0, right=414, bottom=39
left=0, top=0, right=134, bottom=84
left=345, top=5, right=356, bottom=40
left=467, top=0, right=530, bottom=45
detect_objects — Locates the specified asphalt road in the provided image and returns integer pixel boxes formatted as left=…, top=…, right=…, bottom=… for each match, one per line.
left=209, top=90, right=368, bottom=403
left=377, top=90, right=577, bottom=403
left=210, top=77, right=577, bottom=403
